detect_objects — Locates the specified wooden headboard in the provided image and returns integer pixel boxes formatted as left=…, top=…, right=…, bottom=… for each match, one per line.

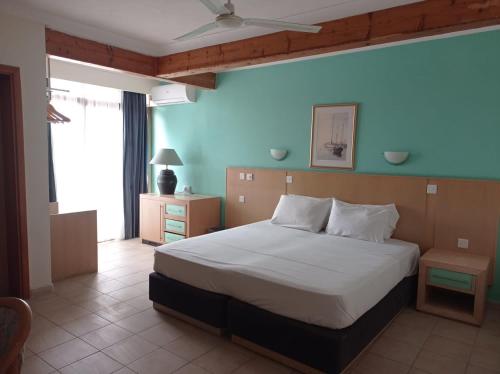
left=226, top=167, right=500, bottom=283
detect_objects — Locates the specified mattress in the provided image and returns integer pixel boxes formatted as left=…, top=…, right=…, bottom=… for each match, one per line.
left=154, top=220, right=420, bottom=329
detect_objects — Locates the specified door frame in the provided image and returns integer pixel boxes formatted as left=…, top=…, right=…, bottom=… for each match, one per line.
left=0, top=64, right=30, bottom=298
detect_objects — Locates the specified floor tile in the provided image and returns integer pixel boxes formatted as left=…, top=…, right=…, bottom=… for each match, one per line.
left=68, top=272, right=110, bottom=286
left=102, top=335, right=158, bottom=365
left=64, top=288, right=103, bottom=303
left=31, top=296, right=72, bottom=316
left=59, top=352, right=123, bottom=374
left=125, top=294, right=153, bottom=312
left=173, top=364, right=210, bottom=374
left=21, top=355, right=56, bottom=374
left=422, top=334, right=473, bottom=359
left=193, top=343, right=254, bottom=374
left=44, top=305, right=91, bottom=325
left=61, top=313, right=110, bottom=336
left=163, top=330, right=222, bottom=361
left=39, top=338, right=98, bottom=369
left=369, top=336, right=420, bottom=365
left=433, top=319, right=479, bottom=345
left=476, top=329, right=500, bottom=353
left=114, top=308, right=167, bottom=333
left=112, top=368, right=136, bottom=374
left=138, top=319, right=193, bottom=347
left=233, top=356, right=293, bottom=374
left=395, top=309, right=439, bottom=331
left=116, top=271, right=150, bottom=286
left=53, top=281, right=91, bottom=298
left=30, top=314, right=57, bottom=335
left=407, top=369, right=429, bottom=374
left=76, top=294, right=121, bottom=313
left=95, top=302, right=140, bottom=323
left=128, top=348, right=187, bottom=374
left=108, top=284, right=146, bottom=302
left=466, top=364, right=500, bottom=374
left=353, top=352, right=410, bottom=374
left=27, top=325, right=75, bottom=354
left=413, top=349, right=467, bottom=374
left=469, top=347, right=500, bottom=372
left=81, top=324, right=133, bottom=349
left=383, top=321, right=431, bottom=347
left=93, top=279, right=128, bottom=293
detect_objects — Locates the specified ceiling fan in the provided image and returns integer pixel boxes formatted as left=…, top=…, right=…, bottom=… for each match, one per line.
left=175, top=0, right=322, bottom=41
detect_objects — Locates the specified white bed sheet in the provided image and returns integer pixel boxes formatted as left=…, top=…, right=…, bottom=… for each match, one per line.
left=154, top=220, right=420, bottom=329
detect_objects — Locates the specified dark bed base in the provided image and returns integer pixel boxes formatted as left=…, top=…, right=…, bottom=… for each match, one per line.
left=229, top=275, right=417, bottom=373
left=149, top=272, right=417, bottom=373
left=149, top=272, right=230, bottom=330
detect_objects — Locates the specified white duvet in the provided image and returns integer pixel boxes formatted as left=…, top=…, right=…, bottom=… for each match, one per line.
left=154, top=220, right=420, bottom=329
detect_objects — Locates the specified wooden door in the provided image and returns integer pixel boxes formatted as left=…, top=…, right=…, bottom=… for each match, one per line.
left=0, top=65, right=30, bottom=298
left=140, top=197, right=163, bottom=243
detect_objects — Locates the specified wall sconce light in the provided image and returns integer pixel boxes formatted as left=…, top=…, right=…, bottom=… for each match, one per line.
left=270, top=149, right=288, bottom=161
left=384, top=151, right=409, bottom=165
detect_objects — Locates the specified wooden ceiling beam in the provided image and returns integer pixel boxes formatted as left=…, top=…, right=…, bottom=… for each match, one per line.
left=45, top=28, right=217, bottom=89
left=168, top=73, right=216, bottom=90
left=157, top=0, right=500, bottom=78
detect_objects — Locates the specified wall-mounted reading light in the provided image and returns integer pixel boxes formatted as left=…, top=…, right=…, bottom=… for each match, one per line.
left=384, top=151, right=409, bottom=165
left=270, top=149, right=288, bottom=161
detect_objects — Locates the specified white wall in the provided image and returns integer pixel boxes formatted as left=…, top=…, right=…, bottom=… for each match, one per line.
left=0, top=12, right=52, bottom=290
left=50, top=58, right=159, bottom=94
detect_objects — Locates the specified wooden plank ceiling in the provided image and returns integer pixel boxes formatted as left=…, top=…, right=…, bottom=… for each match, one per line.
left=46, top=0, right=500, bottom=87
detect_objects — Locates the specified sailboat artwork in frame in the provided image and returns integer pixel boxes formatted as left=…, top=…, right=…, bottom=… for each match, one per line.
left=310, top=103, right=358, bottom=169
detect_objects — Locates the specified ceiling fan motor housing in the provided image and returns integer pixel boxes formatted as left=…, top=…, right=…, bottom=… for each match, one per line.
left=216, top=14, right=243, bottom=28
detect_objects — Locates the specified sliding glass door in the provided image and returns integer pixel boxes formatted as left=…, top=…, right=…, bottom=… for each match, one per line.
left=50, top=78, right=124, bottom=242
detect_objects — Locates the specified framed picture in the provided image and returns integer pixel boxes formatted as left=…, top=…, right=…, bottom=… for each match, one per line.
left=309, top=103, right=358, bottom=169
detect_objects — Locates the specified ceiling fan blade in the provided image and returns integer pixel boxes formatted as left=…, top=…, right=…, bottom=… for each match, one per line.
left=199, top=0, right=231, bottom=15
left=174, top=22, right=219, bottom=41
left=243, top=18, right=321, bottom=33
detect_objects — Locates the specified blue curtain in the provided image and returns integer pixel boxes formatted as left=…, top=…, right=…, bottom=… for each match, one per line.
left=122, top=92, right=148, bottom=239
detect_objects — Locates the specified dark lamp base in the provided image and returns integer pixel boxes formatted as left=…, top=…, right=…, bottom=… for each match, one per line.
left=157, top=169, right=177, bottom=195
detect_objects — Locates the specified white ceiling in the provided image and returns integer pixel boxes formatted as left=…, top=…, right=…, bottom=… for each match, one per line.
left=0, top=0, right=421, bottom=56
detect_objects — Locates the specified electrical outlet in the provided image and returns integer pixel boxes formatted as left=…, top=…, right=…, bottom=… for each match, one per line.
left=458, top=238, right=469, bottom=249
left=286, top=175, right=293, bottom=184
left=239, top=172, right=245, bottom=181
left=246, top=173, right=253, bottom=181
left=426, top=184, right=438, bottom=194
left=239, top=195, right=245, bottom=203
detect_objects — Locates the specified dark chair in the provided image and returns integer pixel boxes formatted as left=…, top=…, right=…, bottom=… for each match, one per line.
left=0, top=298, right=32, bottom=374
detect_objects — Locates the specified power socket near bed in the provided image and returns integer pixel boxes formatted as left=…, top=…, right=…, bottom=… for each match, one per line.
left=457, top=238, right=469, bottom=249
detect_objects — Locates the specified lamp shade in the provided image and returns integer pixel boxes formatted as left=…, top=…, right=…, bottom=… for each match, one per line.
left=150, top=148, right=183, bottom=166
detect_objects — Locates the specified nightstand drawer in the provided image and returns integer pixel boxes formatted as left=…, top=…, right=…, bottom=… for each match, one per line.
left=165, top=204, right=186, bottom=217
left=164, top=219, right=185, bottom=234
left=164, top=232, right=185, bottom=242
left=427, top=268, right=475, bottom=292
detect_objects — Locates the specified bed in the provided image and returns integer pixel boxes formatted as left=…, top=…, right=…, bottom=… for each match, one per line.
left=149, top=220, right=420, bottom=373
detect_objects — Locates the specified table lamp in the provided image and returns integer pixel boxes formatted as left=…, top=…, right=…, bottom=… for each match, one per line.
left=150, top=148, right=183, bottom=195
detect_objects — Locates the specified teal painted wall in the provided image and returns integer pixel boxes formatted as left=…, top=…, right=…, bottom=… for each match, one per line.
left=152, top=30, right=500, bottom=301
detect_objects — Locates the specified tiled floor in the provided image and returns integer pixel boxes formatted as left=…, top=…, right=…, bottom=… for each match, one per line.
left=24, top=239, right=500, bottom=374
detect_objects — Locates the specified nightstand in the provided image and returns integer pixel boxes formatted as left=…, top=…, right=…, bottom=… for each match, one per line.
left=139, top=194, right=220, bottom=245
left=417, top=248, right=490, bottom=325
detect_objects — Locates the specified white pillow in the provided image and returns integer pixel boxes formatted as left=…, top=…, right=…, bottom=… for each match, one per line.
left=271, top=194, right=332, bottom=233
left=329, top=200, right=399, bottom=240
left=325, top=199, right=395, bottom=243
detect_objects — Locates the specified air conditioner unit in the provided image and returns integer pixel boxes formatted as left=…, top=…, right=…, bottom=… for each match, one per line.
left=151, top=84, right=197, bottom=106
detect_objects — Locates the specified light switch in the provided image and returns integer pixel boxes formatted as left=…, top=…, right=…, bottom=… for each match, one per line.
left=246, top=173, right=253, bottom=181
left=286, top=175, right=293, bottom=184
left=239, top=172, right=245, bottom=181
left=239, top=195, right=245, bottom=203
left=426, top=184, right=438, bottom=194
left=458, top=238, right=469, bottom=249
